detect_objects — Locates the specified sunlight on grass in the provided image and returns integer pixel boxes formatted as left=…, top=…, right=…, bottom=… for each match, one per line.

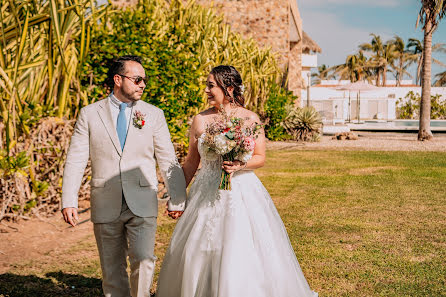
left=2, top=150, right=446, bottom=296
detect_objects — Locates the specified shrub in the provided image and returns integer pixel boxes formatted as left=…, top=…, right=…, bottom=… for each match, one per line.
left=396, top=91, right=446, bottom=119
left=84, top=2, right=203, bottom=147
left=282, top=106, right=322, bottom=142
left=263, top=84, right=296, bottom=141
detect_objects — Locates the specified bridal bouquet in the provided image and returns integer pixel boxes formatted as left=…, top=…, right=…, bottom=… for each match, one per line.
left=201, top=109, right=263, bottom=190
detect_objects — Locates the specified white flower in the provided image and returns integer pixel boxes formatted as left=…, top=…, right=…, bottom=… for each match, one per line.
left=214, top=134, right=236, bottom=155
left=198, top=134, right=219, bottom=161
left=240, top=85, right=245, bottom=94
left=237, top=151, right=253, bottom=163
left=226, top=121, right=233, bottom=128
left=202, top=146, right=219, bottom=161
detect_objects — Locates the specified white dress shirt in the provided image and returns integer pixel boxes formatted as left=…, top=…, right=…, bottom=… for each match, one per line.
left=109, top=92, right=135, bottom=130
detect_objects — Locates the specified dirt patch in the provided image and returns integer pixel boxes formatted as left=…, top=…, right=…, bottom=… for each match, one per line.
left=0, top=209, right=94, bottom=274
left=267, top=132, right=446, bottom=152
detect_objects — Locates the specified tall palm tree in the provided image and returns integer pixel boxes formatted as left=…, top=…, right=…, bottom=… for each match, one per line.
left=329, top=51, right=371, bottom=83
left=416, top=0, right=446, bottom=141
left=311, top=64, right=329, bottom=84
left=390, top=36, right=417, bottom=86
left=360, top=34, right=397, bottom=86
left=407, top=37, right=446, bottom=85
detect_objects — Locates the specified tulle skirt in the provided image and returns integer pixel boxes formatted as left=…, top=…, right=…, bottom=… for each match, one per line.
left=156, top=168, right=317, bottom=297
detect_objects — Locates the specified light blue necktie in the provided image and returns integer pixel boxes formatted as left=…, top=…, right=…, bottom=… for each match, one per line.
left=116, top=102, right=128, bottom=150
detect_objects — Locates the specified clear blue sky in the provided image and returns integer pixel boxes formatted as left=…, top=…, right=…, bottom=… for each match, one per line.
left=298, top=0, right=446, bottom=82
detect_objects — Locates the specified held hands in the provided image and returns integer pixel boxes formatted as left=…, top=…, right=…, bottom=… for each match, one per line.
left=222, top=160, right=246, bottom=175
left=62, top=207, right=79, bottom=227
left=165, top=203, right=184, bottom=220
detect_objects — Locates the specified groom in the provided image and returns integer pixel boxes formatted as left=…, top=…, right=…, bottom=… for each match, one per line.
left=61, top=55, right=186, bottom=297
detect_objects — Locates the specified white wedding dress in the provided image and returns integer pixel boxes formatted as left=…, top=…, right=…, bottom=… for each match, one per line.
left=156, top=136, right=317, bottom=297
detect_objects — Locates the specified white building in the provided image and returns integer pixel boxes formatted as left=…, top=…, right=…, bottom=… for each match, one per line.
left=302, top=80, right=446, bottom=123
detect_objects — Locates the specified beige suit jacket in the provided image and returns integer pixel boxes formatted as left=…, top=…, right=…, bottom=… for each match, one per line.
left=61, top=96, right=187, bottom=223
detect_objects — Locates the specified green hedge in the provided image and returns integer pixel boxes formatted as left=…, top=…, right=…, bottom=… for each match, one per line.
left=264, top=84, right=296, bottom=141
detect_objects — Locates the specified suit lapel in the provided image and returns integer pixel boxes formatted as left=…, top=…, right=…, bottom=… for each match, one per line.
left=97, top=97, right=122, bottom=156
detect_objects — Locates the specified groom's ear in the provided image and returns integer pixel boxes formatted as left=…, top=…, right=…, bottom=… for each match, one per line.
left=114, top=74, right=122, bottom=88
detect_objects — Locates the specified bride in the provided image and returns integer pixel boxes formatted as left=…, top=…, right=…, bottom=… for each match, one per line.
left=156, top=65, right=317, bottom=297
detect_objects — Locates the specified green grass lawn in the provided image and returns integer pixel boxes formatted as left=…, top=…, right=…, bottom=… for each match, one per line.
left=2, top=150, right=446, bottom=296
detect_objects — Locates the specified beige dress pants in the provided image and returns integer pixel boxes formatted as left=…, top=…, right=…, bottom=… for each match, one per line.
left=94, top=199, right=157, bottom=297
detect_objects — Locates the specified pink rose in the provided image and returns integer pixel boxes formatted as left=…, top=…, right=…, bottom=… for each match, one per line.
left=243, top=137, right=256, bottom=151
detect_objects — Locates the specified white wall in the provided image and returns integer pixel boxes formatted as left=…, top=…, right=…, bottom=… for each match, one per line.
left=301, top=80, right=446, bottom=122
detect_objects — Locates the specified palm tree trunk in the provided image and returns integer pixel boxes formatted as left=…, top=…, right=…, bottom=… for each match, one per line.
left=382, top=66, right=387, bottom=86
left=417, top=57, right=422, bottom=85
left=397, top=59, right=403, bottom=86
left=418, top=19, right=433, bottom=141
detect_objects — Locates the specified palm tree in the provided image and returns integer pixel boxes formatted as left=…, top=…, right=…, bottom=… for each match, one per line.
left=390, top=36, right=417, bottom=86
left=416, top=0, right=446, bottom=141
left=360, top=34, right=397, bottom=86
left=311, top=64, right=329, bottom=84
left=434, top=70, right=446, bottom=86
left=329, top=51, right=371, bottom=83
left=407, top=38, right=446, bottom=85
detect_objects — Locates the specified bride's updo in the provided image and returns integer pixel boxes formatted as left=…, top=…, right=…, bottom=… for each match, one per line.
left=210, top=65, right=245, bottom=107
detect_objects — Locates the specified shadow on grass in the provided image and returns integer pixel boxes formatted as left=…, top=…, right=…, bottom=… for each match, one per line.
left=0, top=271, right=102, bottom=297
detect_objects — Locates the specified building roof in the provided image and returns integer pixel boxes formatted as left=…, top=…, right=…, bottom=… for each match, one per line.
left=289, top=0, right=303, bottom=42
left=302, top=31, right=322, bottom=53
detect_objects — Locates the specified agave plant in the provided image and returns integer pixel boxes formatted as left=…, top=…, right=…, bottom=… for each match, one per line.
left=282, top=106, right=322, bottom=142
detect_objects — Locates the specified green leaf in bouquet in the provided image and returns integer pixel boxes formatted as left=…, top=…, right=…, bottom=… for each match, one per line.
left=225, top=131, right=235, bottom=140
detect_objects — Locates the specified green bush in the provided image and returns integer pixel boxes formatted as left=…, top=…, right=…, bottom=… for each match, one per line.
left=396, top=91, right=446, bottom=120
left=84, top=2, right=203, bottom=147
left=263, top=84, right=296, bottom=141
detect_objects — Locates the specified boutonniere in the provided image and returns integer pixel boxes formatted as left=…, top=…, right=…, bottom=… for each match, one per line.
left=133, top=110, right=146, bottom=129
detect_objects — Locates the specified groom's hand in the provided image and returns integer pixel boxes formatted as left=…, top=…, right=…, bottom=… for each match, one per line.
left=167, top=210, right=184, bottom=219
left=164, top=203, right=184, bottom=219
left=62, top=207, right=79, bottom=227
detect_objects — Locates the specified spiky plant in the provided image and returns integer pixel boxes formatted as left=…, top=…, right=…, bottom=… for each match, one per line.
left=282, top=106, right=322, bottom=142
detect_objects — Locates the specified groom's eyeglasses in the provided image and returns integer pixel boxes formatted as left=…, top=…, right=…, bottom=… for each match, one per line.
left=118, top=74, right=148, bottom=85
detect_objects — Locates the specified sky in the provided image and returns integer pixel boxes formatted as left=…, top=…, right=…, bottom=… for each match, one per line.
left=298, top=0, right=446, bottom=83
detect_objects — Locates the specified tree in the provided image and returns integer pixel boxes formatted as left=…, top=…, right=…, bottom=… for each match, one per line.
left=360, top=34, right=397, bottom=86
left=311, top=64, right=329, bottom=84
left=329, top=51, right=371, bottom=83
left=390, top=36, right=417, bottom=86
left=416, top=0, right=446, bottom=140
left=434, top=70, right=446, bottom=86
left=407, top=38, right=446, bottom=85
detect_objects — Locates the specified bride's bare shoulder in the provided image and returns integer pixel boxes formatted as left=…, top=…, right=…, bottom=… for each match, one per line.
left=240, top=108, right=261, bottom=124
left=190, top=109, right=215, bottom=135
left=192, top=109, right=214, bottom=124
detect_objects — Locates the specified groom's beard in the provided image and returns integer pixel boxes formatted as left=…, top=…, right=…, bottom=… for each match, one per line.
left=121, top=86, right=144, bottom=102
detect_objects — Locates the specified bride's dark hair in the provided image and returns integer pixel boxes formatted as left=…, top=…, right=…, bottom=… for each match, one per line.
left=210, top=65, right=245, bottom=107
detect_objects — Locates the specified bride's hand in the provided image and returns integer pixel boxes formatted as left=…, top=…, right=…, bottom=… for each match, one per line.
left=165, top=203, right=184, bottom=219
left=222, top=160, right=246, bottom=174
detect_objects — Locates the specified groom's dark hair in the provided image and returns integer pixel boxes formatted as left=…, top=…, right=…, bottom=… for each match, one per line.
left=106, top=55, right=143, bottom=89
